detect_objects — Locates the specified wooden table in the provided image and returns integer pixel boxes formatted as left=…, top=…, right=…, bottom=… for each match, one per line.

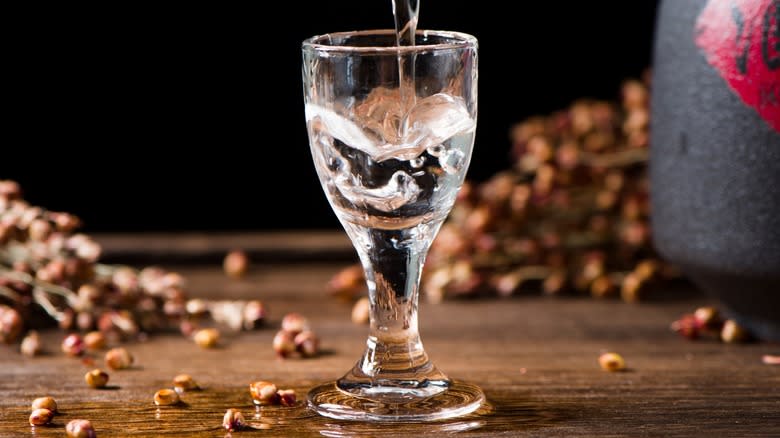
left=1, top=233, right=778, bottom=437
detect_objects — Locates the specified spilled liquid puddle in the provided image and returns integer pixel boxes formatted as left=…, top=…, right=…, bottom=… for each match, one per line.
left=3, top=387, right=560, bottom=436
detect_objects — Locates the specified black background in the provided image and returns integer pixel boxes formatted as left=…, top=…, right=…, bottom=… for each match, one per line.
left=5, top=1, right=659, bottom=231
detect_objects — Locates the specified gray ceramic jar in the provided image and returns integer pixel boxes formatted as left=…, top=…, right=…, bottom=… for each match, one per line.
left=651, top=0, right=780, bottom=340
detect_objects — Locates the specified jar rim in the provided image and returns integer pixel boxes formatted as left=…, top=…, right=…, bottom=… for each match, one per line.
left=302, top=29, right=477, bottom=54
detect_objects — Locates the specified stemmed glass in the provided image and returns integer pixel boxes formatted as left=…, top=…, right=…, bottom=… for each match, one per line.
left=302, top=29, right=482, bottom=421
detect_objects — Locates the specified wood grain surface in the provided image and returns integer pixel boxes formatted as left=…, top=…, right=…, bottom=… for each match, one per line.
left=1, top=235, right=778, bottom=437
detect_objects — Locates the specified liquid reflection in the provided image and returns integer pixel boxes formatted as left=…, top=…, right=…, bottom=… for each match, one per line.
left=318, top=419, right=486, bottom=436
left=314, top=402, right=493, bottom=435
left=313, top=394, right=566, bottom=435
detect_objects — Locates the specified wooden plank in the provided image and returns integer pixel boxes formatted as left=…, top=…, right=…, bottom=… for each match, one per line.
left=93, top=231, right=354, bottom=263
left=0, top=261, right=778, bottom=436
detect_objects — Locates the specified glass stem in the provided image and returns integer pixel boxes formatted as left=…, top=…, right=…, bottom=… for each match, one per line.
left=338, top=222, right=449, bottom=401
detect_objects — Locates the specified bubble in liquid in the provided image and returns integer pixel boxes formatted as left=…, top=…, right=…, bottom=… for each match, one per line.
left=410, top=155, right=426, bottom=168
left=328, top=156, right=343, bottom=172
left=440, top=149, right=465, bottom=174
left=427, top=145, right=445, bottom=157
left=335, top=170, right=421, bottom=213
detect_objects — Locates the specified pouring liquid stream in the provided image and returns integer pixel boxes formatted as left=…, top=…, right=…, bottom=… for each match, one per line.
left=392, top=0, right=420, bottom=137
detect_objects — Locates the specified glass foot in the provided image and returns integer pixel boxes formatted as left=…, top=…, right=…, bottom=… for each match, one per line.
left=307, top=380, right=485, bottom=422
